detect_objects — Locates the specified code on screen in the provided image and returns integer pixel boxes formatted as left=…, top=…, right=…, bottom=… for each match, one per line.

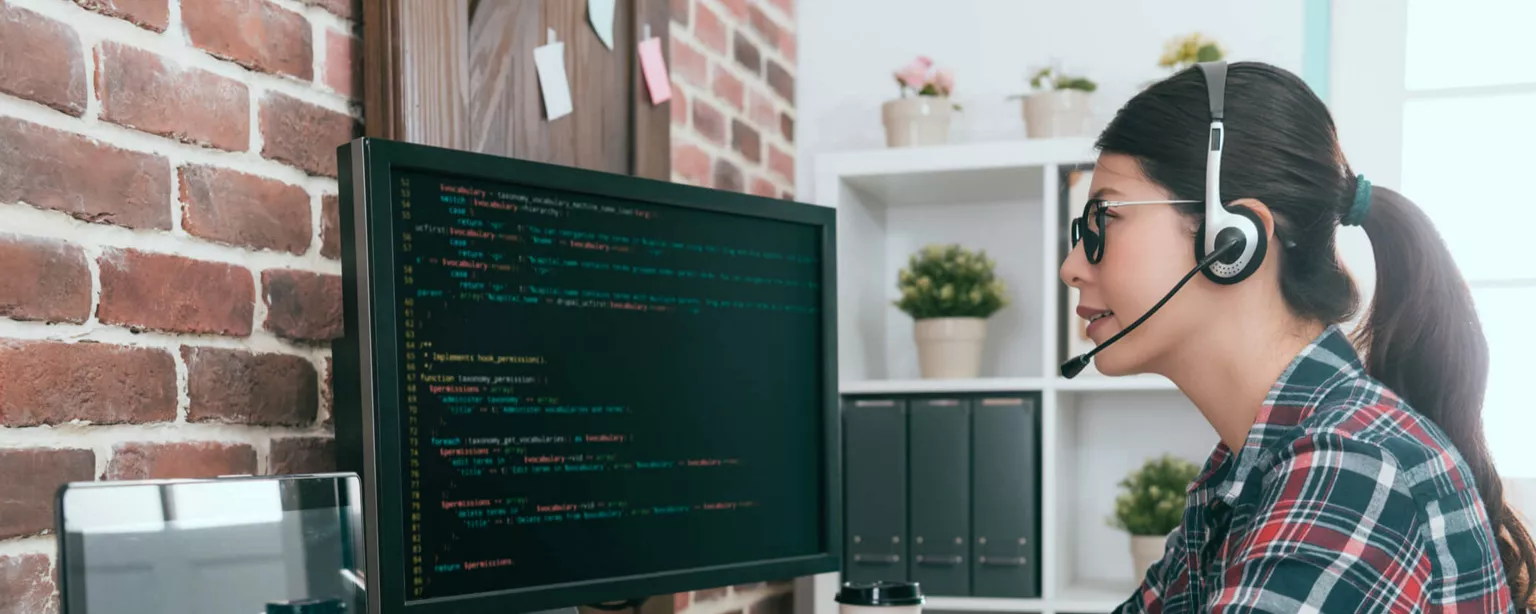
left=391, top=170, right=824, bottom=601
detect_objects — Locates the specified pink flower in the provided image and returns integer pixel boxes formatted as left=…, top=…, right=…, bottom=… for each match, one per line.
left=895, top=59, right=930, bottom=90
left=933, top=68, right=955, bottom=94
left=916, top=55, right=934, bottom=68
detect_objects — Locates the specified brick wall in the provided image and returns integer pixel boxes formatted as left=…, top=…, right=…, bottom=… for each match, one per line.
left=670, top=0, right=796, bottom=201
left=0, top=0, right=360, bottom=608
left=0, top=0, right=802, bottom=610
left=668, top=2, right=800, bottom=614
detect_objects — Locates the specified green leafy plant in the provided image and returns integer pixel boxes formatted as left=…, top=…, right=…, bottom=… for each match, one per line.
left=893, top=244, right=1008, bottom=320
left=1158, top=32, right=1225, bottom=72
left=1108, top=454, right=1200, bottom=536
left=1029, top=66, right=1098, bottom=93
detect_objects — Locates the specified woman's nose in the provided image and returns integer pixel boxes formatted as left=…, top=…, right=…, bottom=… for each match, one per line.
left=1060, top=242, right=1092, bottom=289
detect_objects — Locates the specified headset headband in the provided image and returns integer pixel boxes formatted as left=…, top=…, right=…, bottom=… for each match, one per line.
left=1191, top=60, right=1267, bottom=284
left=1199, top=62, right=1226, bottom=121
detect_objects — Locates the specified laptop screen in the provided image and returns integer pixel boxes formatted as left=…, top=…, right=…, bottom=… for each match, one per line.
left=56, top=474, right=365, bottom=614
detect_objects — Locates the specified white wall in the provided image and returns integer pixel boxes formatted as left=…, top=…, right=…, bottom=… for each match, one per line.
left=1327, top=0, right=1408, bottom=315
left=796, top=0, right=1308, bottom=201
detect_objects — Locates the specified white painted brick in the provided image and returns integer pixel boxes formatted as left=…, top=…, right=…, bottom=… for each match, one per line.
left=0, top=421, right=329, bottom=458
left=0, top=536, right=55, bottom=558
left=266, top=0, right=351, bottom=34
left=9, top=0, right=354, bottom=118
left=0, top=318, right=330, bottom=372
left=173, top=343, right=191, bottom=424
left=0, top=93, right=338, bottom=201
left=310, top=12, right=327, bottom=90
left=0, top=203, right=340, bottom=277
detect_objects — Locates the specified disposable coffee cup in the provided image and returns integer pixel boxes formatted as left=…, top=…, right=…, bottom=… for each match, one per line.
left=835, top=581, right=923, bottom=614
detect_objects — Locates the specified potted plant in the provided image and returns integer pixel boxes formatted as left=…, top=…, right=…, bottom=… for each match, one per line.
left=882, top=56, right=962, bottom=148
left=1158, top=32, right=1225, bottom=73
left=1016, top=65, right=1097, bottom=138
left=1108, top=455, right=1201, bottom=581
left=893, top=244, right=1008, bottom=379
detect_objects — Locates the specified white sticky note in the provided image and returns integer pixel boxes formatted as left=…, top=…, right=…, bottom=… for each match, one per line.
left=533, top=41, right=573, bottom=120
left=588, top=0, right=616, bottom=50
left=638, top=37, right=671, bottom=104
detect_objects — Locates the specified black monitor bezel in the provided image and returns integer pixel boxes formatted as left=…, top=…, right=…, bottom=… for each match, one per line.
left=335, top=137, right=840, bottom=614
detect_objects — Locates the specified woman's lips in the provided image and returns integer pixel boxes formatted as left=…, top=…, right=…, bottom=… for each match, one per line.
left=1077, top=305, right=1115, bottom=341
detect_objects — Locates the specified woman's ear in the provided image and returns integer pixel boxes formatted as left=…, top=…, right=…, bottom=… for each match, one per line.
left=1229, top=198, right=1278, bottom=243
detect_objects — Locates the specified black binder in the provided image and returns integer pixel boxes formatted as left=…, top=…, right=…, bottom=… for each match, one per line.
left=971, top=395, right=1041, bottom=597
left=843, top=398, right=908, bottom=584
left=908, top=398, right=971, bottom=595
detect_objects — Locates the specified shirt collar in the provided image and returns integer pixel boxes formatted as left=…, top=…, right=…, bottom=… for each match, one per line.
left=1187, top=324, right=1366, bottom=506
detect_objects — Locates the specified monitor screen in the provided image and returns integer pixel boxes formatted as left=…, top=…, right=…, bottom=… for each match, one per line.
left=335, top=138, right=839, bottom=614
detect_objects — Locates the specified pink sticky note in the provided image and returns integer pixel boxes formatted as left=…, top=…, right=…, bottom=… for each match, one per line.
left=638, top=37, right=671, bottom=104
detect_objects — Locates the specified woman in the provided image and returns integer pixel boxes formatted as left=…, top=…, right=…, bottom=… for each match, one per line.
left=1060, top=60, right=1535, bottom=612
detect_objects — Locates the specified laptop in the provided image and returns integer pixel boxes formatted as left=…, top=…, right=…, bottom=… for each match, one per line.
left=56, top=473, right=366, bottom=614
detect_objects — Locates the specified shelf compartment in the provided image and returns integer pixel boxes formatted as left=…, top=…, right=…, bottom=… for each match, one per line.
left=833, top=174, right=1048, bottom=382
left=840, top=377, right=1047, bottom=395
left=1051, top=391, right=1212, bottom=599
left=816, top=137, right=1097, bottom=207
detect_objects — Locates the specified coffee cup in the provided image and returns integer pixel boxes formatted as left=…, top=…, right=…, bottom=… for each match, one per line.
left=835, top=581, right=923, bottom=614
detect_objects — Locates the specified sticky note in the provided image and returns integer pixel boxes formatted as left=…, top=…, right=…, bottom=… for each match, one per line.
left=588, top=0, right=616, bottom=50
left=533, top=40, right=573, bottom=120
left=637, top=37, right=671, bottom=104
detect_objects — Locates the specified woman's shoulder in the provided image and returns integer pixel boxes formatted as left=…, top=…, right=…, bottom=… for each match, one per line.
left=1292, top=376, right=1481, bottom=501
left=1239, top=376, right=1515, bottom=613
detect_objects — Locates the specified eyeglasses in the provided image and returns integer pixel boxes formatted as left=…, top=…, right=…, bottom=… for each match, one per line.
left=1070, top=198, right=1199, bottom=264
left=1069, top=198, right=1300, bottom=264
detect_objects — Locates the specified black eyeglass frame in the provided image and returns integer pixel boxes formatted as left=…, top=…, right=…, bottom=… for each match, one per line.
left=1069, top=198, right=1200, bottom=264
left=1068, top=197, right=1296, bottom=264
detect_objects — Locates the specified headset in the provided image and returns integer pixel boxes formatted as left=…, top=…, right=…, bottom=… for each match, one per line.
left=1193, top=61, right=1267, bottom=284
left=1060, top=61, right=1267, bottom=377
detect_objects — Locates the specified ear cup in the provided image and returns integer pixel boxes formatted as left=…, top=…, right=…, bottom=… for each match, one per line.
left=1194, top=205, right=1268, bottom=285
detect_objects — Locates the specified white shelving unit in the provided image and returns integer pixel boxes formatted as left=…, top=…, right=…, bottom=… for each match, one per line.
left=796, top=138, right=1215, bottom=614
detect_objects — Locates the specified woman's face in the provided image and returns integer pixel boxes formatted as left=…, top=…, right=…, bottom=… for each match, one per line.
left=1059, top=153, right=1217, bottom=375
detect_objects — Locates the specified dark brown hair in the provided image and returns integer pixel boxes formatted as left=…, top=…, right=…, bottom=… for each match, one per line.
left=1094, top=61, right=1536, bottom=607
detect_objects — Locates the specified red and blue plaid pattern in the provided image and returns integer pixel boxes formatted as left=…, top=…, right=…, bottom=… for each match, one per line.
left=1115, top=325, right=1516, bottom=613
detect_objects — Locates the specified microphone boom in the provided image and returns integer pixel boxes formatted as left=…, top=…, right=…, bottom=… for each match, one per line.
left=1059, top=235, right=1241, bottom=378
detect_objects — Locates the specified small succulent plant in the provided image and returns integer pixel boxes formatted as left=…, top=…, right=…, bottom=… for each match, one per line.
left=893, top=244, right=1008, bottom=320
left=1108, top=454, right=1201, bottom=536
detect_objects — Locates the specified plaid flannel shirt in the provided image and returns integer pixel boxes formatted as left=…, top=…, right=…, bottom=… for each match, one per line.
left=1115, top=325, right=1515, bottom=613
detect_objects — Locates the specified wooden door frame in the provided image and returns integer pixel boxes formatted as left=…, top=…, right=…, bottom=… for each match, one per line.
left=361, top=0, right=670, bottom=180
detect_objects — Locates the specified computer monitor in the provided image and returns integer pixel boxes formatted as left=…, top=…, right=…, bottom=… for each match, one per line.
left=333, top=138, right=840, bottom=614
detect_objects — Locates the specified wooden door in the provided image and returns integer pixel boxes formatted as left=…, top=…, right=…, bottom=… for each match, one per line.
left=363, top=0, right=670, bottom=179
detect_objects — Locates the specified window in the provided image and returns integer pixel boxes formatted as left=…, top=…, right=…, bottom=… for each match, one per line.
left=1401, top=0, right=1536, bottom=478
left=1476, top=285, right=1536, bottom=476
left=1336, top=0, right=1536, bottom=477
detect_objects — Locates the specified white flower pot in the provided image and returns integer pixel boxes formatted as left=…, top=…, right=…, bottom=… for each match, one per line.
left=1130, top=533, right=1168, bottom=582
left=882, top=97, right=953, bottom=148
left=1023, top=90, right=1091, bottom=138
left=914, top=317, right=986, bottom=379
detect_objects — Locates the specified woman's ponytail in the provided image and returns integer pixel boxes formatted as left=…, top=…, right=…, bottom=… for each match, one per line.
left=1351, top=182, right=1536, bottom=607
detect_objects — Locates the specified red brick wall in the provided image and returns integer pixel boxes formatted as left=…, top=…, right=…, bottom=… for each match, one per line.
left=670, top=0, right=796, bottom=201
left=0, top=0, right=359, bottom=608
left=669, top=1, right=800, bottom=613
